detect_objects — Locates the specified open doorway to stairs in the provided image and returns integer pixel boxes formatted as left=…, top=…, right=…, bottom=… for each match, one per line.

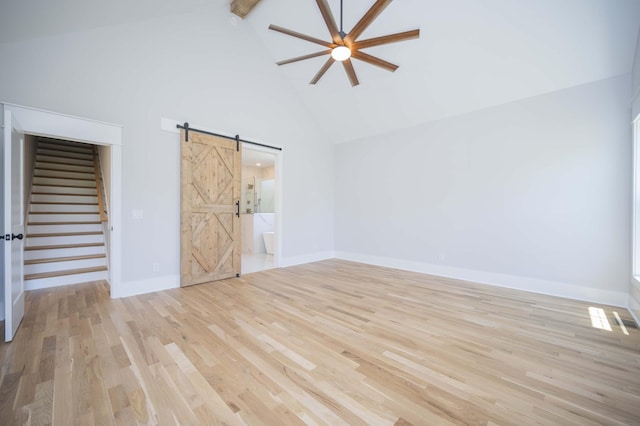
left=2, top=103, right=122, bottom=296
left=24, top=137, right=111, bottom=290
left=241, top=146, right=279, bottom=274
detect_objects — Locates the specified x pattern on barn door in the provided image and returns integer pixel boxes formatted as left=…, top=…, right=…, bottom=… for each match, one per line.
left=181, top=130, right=240, bottom=286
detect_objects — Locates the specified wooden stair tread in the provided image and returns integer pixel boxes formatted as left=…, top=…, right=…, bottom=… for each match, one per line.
left=35, top=166, right=94, bottom=173
left=31, top=183, right=94, bottom=189
left=25, top=265, right=107, bottom=280
left=37, top=143, right=92, bottom=152
left=34, top=175, right=95, bottom=182
left=34, top=158, right=93, bottom=167
left=38, top=139, right=91, bottom=149
left=35, top=160, right=93, bottom=168
left=31, top=191, right=96, bottom=195
left=27, top=231, right=102, bottom=238
left=25, top=242, right=104, bottom=251
left=36, top=151, right=93, bottom=160
left=24, top=254, right=106, bottom=265
left=27, top=221, right=101, bottom=225
left=31, top=202, right=98, bottom=205
left=29, top=211, right=99, bottom=215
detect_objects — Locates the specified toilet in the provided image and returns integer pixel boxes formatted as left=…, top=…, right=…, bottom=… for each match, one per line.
left=263, top=232, right=275, bottom=255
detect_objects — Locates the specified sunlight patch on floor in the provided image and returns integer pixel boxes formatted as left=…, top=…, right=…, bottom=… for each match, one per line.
left=588, top=307, right=612, bottom=331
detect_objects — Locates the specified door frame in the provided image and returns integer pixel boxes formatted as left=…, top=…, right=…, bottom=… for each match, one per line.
left=1, top=103, right=123, bottom=297
left=241, top=144, right=283, bottom=268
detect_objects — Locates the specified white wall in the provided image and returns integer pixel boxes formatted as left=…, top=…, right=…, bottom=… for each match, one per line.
left=0, top=4, right=334, bottom=297
left=632, top=28, right=640, bottom=119
left=23, top=135, right=36, bottom=221
left=336, top=75, right=632, bottom=306
left=627, top=29, right=640, bottom=322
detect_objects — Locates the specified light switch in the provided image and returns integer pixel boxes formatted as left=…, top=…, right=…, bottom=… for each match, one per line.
left=132, top=209, right=144, bottom=220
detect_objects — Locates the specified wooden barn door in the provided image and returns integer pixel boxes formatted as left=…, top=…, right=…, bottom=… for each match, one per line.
left=180, top=129, right=241, bottom=287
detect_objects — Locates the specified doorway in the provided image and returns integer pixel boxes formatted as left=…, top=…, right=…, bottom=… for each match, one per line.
left=1, top=103, right=122, bottom=298
left=241, top=146, right=279, bottom=274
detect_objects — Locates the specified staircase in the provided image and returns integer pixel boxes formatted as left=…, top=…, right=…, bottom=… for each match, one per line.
left=24, top=139, right=109, bottom=290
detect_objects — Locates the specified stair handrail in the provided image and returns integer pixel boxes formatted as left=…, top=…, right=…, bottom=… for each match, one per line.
left=93, top=147, right=108, bottom=223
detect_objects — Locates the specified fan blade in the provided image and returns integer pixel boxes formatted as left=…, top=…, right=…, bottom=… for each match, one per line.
left=342, top=59, right=359, bottom=87
left=276, top=50, right=331, bottom=66
left=310, top=57, right=335, bottom=84
left=316, top=0, right=342, bottom=44
left=351, top=50, right=398, bottom=72
left=269, top=24, right=337, bottom=48
left=353, top=29, right=420, bottom=49
left=344, top=0, right=393, bottom=45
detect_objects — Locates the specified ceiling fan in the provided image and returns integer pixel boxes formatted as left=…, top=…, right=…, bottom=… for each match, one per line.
left=269, top=0, right=420, bottom=87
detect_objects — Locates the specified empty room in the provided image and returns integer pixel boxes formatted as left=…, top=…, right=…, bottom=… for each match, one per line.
left=1, top=0, right=640, bottom=424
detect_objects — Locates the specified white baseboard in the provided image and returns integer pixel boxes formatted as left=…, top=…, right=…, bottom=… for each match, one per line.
left=111, top=274, right=179, bottom=299
left=335, top=251, right=628, bottom=308
left=279, top=251, right=335, bottom=268
left=25, top=271, right=109, bottom=291
left=629, top=296, right=640, bottom=326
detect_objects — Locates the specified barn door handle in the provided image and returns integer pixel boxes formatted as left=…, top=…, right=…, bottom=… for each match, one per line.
left=236, top=201, right=240, bottom=218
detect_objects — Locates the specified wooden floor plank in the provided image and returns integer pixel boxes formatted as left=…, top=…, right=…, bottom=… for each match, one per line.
left=1, top=259, right=639, bottom=424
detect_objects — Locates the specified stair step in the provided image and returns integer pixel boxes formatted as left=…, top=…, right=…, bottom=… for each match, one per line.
left=37, top=149, right=93, bottom=161
left=27, top=221, right=101, bottom=226
left=24, top=269, right=109, bottom=291
left=24, top=256, right=107, bottom=275
left=31, top=185, right=97, bottom=195
left=26, top=233, right=104, bottom=247
left=31, top=204, right=99, bottom=214
left=38, top=139, right=90, bottom=150
left=25, top=253, right=106, bottom=265
left=32, top=194, right=98, bottom=203
left=34, top=169, right=95, bottom=180
left=33, top=174, right=95, bottom=182
left=36, top=155, right=93, bottom=167
left=32, top=177, right=95, bottom=188
left=38, top=142, right=92, bottom=154
left=27, top=223, right=103, bottom=234
left=24, top=242, right=104, bottom=251
left=25, top=265, right=107, bottom=281
left=35, top=161, right=94, bottom=173
left=31, top=201, right=98, bottom=205
left=31, top=199, right=98, bottom=206
left=27, top=231, right=102, bottom=238
left=28, top=213, right=101, bottom=225
left=24, top=244, right=106, bottom=261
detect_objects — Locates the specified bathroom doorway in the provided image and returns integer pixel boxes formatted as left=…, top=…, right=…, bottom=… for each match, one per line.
left=241, top=146, right=279, bottom=274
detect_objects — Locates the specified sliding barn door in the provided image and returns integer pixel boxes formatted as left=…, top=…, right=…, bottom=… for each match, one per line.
left=180, top=130, right=241, bottom=287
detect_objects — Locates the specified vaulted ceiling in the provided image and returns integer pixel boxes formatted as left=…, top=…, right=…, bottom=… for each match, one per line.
left=242, top=0, right=640, bottom=143
left=1, top=0, right=639, bottom=144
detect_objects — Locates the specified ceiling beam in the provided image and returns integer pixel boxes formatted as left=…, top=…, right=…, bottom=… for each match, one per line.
left=230, top=0, right=263, bottom=19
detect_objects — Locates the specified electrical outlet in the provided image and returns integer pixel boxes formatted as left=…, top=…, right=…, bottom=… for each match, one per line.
left=152, top=262, right=160, bottom=272
left=438, top=252, right=445, bottom=262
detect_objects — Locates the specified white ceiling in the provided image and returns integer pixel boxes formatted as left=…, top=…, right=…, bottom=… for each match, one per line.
left=244, top=0, right=640, bottom=143
left=1, top=0, right=639, bottom=144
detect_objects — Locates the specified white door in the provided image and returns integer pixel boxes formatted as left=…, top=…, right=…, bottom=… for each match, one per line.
left=2, top=109, right=25, bottom=341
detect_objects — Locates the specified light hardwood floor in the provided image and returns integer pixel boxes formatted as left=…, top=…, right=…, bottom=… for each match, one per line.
left=1, top=259, right=639, bottom=425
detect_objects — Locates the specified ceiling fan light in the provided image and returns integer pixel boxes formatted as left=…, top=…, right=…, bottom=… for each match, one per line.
left=331, top=45, right=351, bottom=61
